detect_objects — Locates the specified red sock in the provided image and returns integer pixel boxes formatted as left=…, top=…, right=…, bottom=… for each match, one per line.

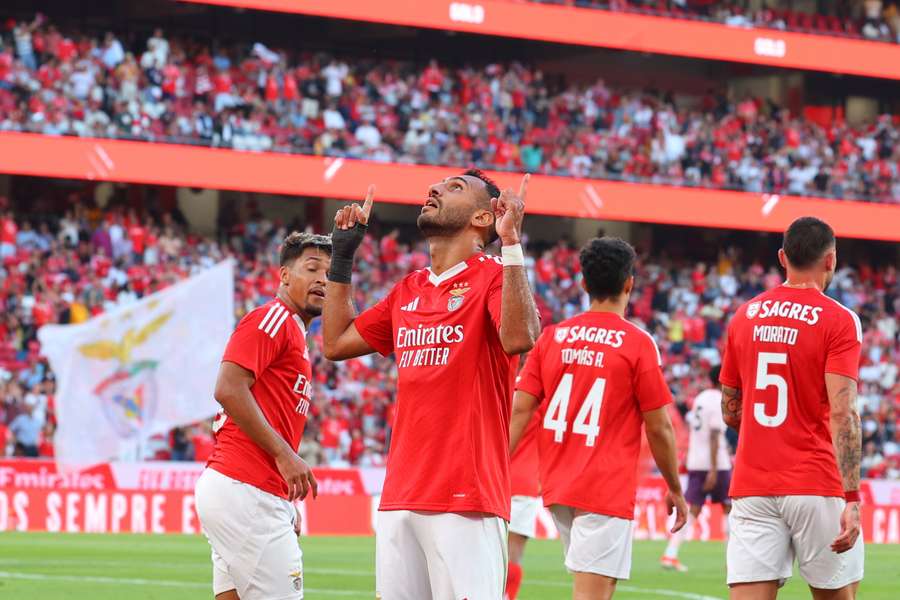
left=505, top=562, right=523, bottom=600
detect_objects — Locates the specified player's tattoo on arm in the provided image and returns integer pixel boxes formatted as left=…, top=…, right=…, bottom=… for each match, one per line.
left=721, top=385, right=742, bottom=431
left=827, top=374, right=861, bottom=493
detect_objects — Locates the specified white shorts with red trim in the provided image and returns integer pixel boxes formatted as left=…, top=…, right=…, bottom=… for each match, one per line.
left=727, top=495, right=864, bottom=589
left=549, top=504, right=633, bottom=581
left=375, top=509, right=507, bottom=600
left=509, top=495, right=541, bottom=538
left=194, top=468, right=303, bottom=600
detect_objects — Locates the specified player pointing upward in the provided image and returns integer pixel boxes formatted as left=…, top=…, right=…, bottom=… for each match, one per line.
left=720, top=216, right=863, bottom=599
left=323, top=171, right=540, bottom=599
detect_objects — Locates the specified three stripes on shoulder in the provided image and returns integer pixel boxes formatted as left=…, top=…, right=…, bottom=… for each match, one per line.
left=258, top=303, right=290, bottom=338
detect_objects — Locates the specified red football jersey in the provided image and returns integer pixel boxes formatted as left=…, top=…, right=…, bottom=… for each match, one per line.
left=355, top=253, right=517, bottom=519
left=516, top=311, right=672, bottom=519
left=720, top=286, right=862, bottom=498
left=207, top=298, right=313, bottom=499
left=510, top=412, right=541, bottom=497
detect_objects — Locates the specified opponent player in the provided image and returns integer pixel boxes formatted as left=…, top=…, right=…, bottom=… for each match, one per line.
left=322, top=172, right=540, bottom=599
left=194, top=232, right=331, bottom=600
left=510, top=237, right=687, bottom=600
left=719, top=216, right=863, bottom=599
left=505, top=412, right=542, bottom=600
left=660, top=365, right=732, bottom=572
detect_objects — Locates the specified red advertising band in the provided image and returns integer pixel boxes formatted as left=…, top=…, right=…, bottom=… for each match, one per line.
left=3, top=133, right=900, bottom=243
left=845, top=490, right=861, bottom=503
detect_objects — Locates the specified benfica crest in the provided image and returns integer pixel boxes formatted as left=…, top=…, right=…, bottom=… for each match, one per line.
left=448, top=282, right=471, bottom=311
left=746, top=301, right=761, bottom=319
left=78, top=309, right=173, bottom=439
left=554, top=327, right=570, bottom=343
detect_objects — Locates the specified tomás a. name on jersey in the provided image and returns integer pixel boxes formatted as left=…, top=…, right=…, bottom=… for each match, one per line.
left=517, top=311, right=671, bottom=519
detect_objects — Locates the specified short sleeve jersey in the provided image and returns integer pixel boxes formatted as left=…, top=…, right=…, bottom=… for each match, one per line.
left=510, top=411, right=541, bottom=498
left=719, top=286, right=862, bottom=498
left=354, top=253, right=517, bottom=519
left=516, top=311, right=672, bottom=519
left=685, top=388, right=732, bottom=471
left=206, top=298, right=313, bottom=499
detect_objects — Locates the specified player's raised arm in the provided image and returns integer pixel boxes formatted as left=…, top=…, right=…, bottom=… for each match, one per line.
left=826, top=372, right=862, bottom=553
left=214, top=361, right=317, bottom=501
left=643, top=406, right=688, bottom=533
left=493, top=174, right=540, bottom=355
left=323, top=185, right=378, bottom=361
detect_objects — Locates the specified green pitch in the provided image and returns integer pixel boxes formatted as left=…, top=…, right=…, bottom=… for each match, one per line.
left=0, top=532, right=897, bottom=599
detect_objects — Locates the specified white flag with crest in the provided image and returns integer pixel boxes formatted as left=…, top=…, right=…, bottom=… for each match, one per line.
left=38, top=260, right=235, bottom=464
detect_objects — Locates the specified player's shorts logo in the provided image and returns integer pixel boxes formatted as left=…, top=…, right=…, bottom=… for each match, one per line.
left=555, top=327, right=569, bottom=343
left=289, top=569, right=303, bottom=592
left=746, top=301, right=761, bottom=319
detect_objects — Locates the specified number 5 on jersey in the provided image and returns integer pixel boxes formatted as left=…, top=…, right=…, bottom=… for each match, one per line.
left=755, top=352, right=788, bottom=427
left=543, top=374, right=607, bottom=447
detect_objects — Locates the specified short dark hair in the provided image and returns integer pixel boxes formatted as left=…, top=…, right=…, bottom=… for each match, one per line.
left=782, top=217, right=835, bottom=269
left=280, top=231, right=332, bottom=266
left=709, top=365, right=721, bottom=387
left=463, top=168, right=501, bottom=202
left=463, top=169, right=500, bottom=245
left=579, top=237, right=636, bottom=301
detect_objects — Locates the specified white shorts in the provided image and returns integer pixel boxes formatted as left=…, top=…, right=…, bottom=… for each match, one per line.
left=194, top=468, right=304, bottom=600
left=375, top=510, right=507, bottom=600
left=728, top=496, right=864, bottom=589
left=549, top=505, right=633, bottom=580
left=509, top=495, right=541, bottom=538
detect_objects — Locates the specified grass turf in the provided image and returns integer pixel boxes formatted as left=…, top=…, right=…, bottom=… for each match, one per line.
left=0, top=532, right=897, bottom=599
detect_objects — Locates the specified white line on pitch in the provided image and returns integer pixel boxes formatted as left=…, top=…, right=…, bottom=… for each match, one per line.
left=0, top=571, right=369, bottom=597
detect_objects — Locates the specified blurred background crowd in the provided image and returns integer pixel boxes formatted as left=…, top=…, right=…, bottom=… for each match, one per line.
left=1, top=200, right=898, bottom=478
left=1, top=16, right=899, bottom=203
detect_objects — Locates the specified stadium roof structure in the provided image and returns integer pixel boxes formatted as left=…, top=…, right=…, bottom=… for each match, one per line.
left=179, top=0, right=900, bottom=81
left=4, top=132, right=899, bottom=242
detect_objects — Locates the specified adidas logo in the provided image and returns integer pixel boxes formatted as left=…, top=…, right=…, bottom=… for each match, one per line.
left=400, top=297, right=420, bottom=312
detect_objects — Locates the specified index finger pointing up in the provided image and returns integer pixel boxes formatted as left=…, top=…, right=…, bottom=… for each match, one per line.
left=519, top=173, right=530, bottom=202
left=361, top=184, right=376, bottom=221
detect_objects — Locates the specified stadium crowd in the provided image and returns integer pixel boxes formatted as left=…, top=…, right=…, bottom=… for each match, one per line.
left=1, top=17, right=899, bottom=203
left=0, top=201, right=898, bottom=479
left=526, top=0, right=900, bottom=44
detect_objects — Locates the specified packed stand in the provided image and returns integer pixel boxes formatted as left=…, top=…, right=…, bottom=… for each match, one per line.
left=524, top=0, right=900, bottom=44
left=1, top=17, right=900, bottom=203
left=1, top=203, right=898, bottom=478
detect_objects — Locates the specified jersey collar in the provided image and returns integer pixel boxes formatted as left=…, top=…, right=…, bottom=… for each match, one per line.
left=426, top=256, right=474, bottom=286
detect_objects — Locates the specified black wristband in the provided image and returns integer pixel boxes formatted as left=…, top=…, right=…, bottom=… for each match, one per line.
left=327, top=256, right=354, bottom=284
left=328, top=222, right=368, bottom=284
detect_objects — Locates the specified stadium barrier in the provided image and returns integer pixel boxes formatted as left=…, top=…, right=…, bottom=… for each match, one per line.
left=2, top=133, right=899, bottom=242
left=1, top=459, right=898, bottom=543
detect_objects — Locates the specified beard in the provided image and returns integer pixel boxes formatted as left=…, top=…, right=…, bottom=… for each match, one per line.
left=824, top=270, right=835, bottom=291
left=416, top=206, right=471, bottom=238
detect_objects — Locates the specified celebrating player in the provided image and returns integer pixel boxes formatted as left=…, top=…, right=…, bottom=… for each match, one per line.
left=719, top=216, right=863, bottom=599
left=322, top=171, right=541, bottom=599
left=194, top=232, right=331, bottom=600
left=505, top=412, right=542, bottom=600
left=510, top=237, right=687, bottom=600
left=660, top=365, right=733, bottom=572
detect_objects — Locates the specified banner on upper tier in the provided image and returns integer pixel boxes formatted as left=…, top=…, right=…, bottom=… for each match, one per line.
left=1, top=460, right=898, bottom=542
